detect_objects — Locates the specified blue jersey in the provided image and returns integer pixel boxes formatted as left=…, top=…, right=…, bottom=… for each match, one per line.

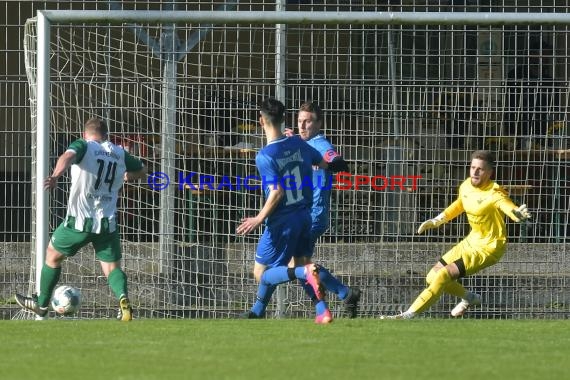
left=255, top=135, right=323, bottom=225
left=305, top=134, right=339, bottom=233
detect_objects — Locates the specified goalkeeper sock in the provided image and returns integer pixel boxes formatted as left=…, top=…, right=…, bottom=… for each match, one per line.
left=409, top=267, right=451, bottom=314
left=425, top=268, right=437, bottom=285
left=252, top=284, right=276, bottom=316
left=444, top=280, right=468, bottom=298
left=427, top=268, right=467, bottom=299
left=108, top=268, right=128, bottom=300
left=38, top=265, right=61, bottom=307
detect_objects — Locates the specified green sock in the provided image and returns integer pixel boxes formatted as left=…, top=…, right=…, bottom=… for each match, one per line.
left=108, top=268, right=128, bottom=300
left=38, top=265, right=61, bottom=307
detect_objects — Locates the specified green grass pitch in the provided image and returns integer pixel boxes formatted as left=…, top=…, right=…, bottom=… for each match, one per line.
left=1, top=319, right=569, bottom=380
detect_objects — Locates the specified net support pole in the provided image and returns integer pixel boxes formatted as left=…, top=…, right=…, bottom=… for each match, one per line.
left=35, top=11, right=50, bottom=294
left=274, top=0, right=288, bottom=319
left=387, top=25, right=400, bottom=140
left=159, top=24, right=178, bottom=274
left=386, top=21, right=403, bottom=235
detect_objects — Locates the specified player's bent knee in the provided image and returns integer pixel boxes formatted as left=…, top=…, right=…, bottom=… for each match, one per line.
left=429, top=267, right=452, bottom=291
left=253, top=265, right=266, bottom=283
left=46, top=245, right=66, bottom=267
left=425, top=268, right=437, bottom=285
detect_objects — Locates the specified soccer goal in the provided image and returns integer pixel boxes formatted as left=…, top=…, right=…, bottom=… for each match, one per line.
left=23, top=9, right=570, bottom=319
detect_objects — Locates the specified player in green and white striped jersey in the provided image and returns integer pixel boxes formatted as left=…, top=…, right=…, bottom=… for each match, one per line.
left=16, top=118, right=147, bottom=320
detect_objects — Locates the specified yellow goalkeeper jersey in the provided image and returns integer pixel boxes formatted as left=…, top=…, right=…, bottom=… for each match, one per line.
left=443, top=178, right=520, bottom=251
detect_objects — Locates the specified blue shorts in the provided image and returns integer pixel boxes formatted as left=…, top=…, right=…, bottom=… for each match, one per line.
left=295, top=223, right=328, bottom=259
left=255, top=211, right=311, bottom=268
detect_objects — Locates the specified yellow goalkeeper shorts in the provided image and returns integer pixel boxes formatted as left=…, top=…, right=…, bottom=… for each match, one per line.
left=441, top=239, right=506, bottom=277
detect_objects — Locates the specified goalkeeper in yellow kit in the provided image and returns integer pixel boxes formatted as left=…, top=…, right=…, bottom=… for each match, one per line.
left=383, top=150, right=531, bottom=319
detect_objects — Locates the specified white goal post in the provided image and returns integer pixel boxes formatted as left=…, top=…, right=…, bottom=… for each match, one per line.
left=26, top=9, right=570, bottom=319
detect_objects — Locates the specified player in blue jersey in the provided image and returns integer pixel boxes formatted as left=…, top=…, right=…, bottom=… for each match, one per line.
left=15, top=118, right=147, bottom=320
left=237, top=98, right=347, bottom=323
left=287, top=101, right=361, bottom=319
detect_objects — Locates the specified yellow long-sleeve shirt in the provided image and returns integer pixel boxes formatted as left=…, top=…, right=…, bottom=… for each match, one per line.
left=443, top=178, right=521, bottom=252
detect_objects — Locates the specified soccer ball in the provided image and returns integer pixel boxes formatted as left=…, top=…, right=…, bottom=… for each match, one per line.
left=51, top=285, right=81, bottom=315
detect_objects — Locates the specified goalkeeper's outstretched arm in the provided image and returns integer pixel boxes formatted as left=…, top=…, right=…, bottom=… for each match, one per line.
left=417, top=212, right=448, bottom=234
left=417, top=199, right=464, bottom=234
left=503, top=203, right=531, bottom=222
left=496, top=189, right=532, bottom=222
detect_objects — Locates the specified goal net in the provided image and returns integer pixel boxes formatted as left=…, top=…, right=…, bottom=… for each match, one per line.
left=23, top=9, right=569, bottom=319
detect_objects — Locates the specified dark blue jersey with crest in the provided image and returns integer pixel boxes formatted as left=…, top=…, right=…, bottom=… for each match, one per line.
left=255, top=135, right=323, bottom=225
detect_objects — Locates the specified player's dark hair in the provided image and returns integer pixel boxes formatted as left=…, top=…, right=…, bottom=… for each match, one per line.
left=260, top=98, right=285, bottom=126
left=471, top=150, right=495, bottom=168
left=299, top=101, right=323, bottom=122
left=85, top=117, right=109, bottom=138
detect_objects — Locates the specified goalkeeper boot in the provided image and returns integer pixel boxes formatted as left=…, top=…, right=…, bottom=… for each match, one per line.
left=380, top=314, right=403, bottom=320
left=343, top=287, right=361, bottom=318
left=118, top=296, right=133, bottom=321
left=380, top=311, right=414, bottom=320
left=451, top=293, right=481, bottom=317
left=315, top=308, right=333, bottom=324
left=15, top=293, right=48, bottom=319
left=304, top=263, right=325, bottom=301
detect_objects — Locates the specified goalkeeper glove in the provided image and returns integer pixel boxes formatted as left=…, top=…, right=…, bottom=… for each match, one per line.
left=417, top=212, right=447, bottom=234
left=512, top=204, right=531, bottom=222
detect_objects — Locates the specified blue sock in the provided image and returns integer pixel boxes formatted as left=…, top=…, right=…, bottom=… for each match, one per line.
left=294, top=266, right=307, bottom=280
left=316, top=300, right=328, bottom=315
left=299, top=279, right=316, bottom=300
left=251, top=284, right=276, bottom=316
left=250, top=267, right=295, bottom=317
left=261, top=267, right=297, bottom=285
left=318, top=266, right=349, bottom=300
left=298, top=279, right=320, bottom=313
